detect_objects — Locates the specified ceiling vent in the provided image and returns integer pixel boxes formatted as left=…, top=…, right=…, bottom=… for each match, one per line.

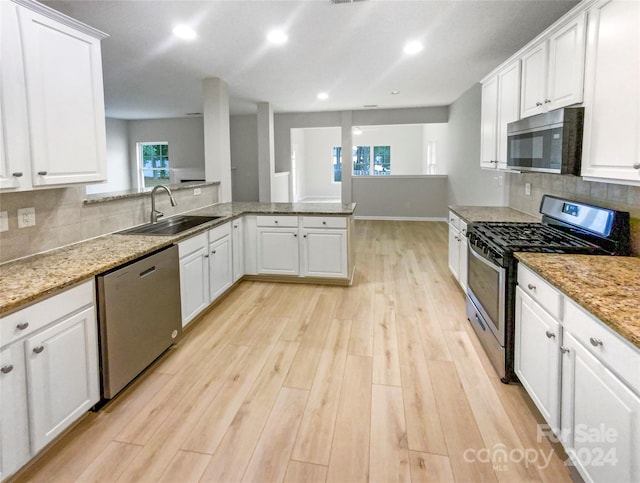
left=330, top=0, right=367, bottom=4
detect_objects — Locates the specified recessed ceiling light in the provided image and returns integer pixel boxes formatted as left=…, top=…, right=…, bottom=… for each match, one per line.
left=267, top=30, right=288, bottom=45
left=391, top=90, right=400, bottom=95
left=403, top=40, right=423, bottom=55
left=173, top=25, right=197, bottom=40
left=317, top=92, right=329, bottom=100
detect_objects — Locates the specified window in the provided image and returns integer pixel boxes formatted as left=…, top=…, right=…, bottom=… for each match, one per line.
left=373, top=146, right=390, bottom=175
left=138, top=142, right=170, bottom=189
left=352, top=146, right=371, bottom=175
left=333, top=145, right=392, bottom=179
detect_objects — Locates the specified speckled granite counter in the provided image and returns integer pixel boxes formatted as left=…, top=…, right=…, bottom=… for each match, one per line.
left=515, top=253, right=640, bottom=349
left=449, top=206, right=539, bottom=223
left=0, top=202, right=356, bottom=316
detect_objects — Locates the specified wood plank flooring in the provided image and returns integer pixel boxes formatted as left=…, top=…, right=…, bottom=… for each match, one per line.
left=12, top=220, right=573, bottom=483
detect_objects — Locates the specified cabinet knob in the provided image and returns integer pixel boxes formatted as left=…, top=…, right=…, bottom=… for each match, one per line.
left=12, top=172, right=23, bottom=178
left=589, top=337, right=603, bottom=347
left=293, top=233, right=297, bottom=237
left=544, top=99, right=551, bottom=104
left=560, top=346, right=570, bottom=354
left=204, top=254, right=209, bottom=258
left=536, top=102, right=543, bottom=107
left=33, top=345, right=45, bottom=354
left=322, top=221, right=327, bottom=225
left=274, top=220, right=279, bottom=224
left=545, top=331, right=555, bottom=339
left=303, top=234, right=307, bottom=238
left=37, top=171, right=47, bottom=176
left=527, top=283, right=536, bottom=291
left=633, top=163, right=640, bottom=170
left=212, top=250, right=216, bottom=254
left=16, top=322, right=29, bottom=331
left=1, top=365, right=14, bottom=374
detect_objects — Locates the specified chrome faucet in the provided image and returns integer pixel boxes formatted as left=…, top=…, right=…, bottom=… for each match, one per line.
left=150, top=185, right=177, bottom=223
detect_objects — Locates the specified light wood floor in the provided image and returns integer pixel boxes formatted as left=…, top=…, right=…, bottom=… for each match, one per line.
left=14, top=221, right=573, bottom=483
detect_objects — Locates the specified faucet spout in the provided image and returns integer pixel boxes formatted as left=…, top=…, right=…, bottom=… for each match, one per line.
left=150, top=185, right=177, bottom=223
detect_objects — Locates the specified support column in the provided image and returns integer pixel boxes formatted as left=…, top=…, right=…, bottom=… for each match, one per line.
left=257, top=102, right=275, bottom=202
left=341, top=110, right=353, bottom=204
left=203, top=77, right=232, bottom=202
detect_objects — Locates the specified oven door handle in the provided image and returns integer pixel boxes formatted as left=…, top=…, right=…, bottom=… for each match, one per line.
left=468, top=242, right=503, bottom=273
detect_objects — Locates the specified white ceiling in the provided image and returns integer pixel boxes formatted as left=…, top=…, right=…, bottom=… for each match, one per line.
left=42, top=0, right=579, bottom=119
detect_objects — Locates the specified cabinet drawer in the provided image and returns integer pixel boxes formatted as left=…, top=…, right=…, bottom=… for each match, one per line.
left=0, top=280, right=94, bottom=348
left=256, top=215, right=298, bottom=228
left=448, top=211, right=460, bottom=230
left=517, top=264, right=563, bottom=319
left=302, top=216, right=347, bottom=229
left=459, top=219, right=468, bottom=237
left=564, top=299, right=639, bottom=394
left=208, top=222, right=231, bottom=242
left=178, top=232, right=208, bottom=258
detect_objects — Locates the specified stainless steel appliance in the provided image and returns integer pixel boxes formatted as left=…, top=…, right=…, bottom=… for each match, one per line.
left=97, top=245, right=181, bottom=399
left=466, top=195, right=630, bottom=383
left=507, top=107, right=584, bottom=174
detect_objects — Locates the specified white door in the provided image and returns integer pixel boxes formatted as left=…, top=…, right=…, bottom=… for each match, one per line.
left=232, top=220, right=244, bottom=282
left=25, top=306, right=99, bottom=452
left=520, top=42, right=548, bottom=118
left=179, top=246, right=210, bottom=326
left=209, top=235, right=233, bottom=301
left=480, top=75, right=499, bottom=168
left=257, top=228, right=299, bottom=275
left=17, top=6, right=107, bottom=186
left=0, top=344, right=31, bottom=479
left=302, top=229, right=347, bottom=278
left=581, top=0, right=640, bottom=183
left=496, top=61, right=521, bottom=169
left=561, top=332, right=640, bottom=483
left=514, top=288, right=562, bottom=431
left=448, top=224, right=460, bottom=280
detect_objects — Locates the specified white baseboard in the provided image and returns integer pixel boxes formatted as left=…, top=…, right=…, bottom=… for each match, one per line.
left=353, top=216, right=448, bottom=222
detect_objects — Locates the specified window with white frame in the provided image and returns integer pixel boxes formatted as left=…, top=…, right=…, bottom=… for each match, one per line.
left=138, top=142, right=170, bottom=189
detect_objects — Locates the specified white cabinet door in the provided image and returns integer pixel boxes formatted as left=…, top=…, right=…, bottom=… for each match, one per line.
left=581, top=0, right=640, bottom=184
left=232, top=219, right=244, bottom=282
left=448, top=224, right=460, bottom=280
left=496, top=61, right=521, bottom=169
left=561, top=332, right=640, bottom=483
left=0, top=344, right=30, bottom=480
left=209, top=235, right=232, bottom=301
left=547, top=13, right=586, bottom=110
left=257, top=228, right=299, bottom=275
left=25, top=306, right=99, bottom=453
left=514, top=287, right=562, bottom=431
left=302, top=229, right=347, bottom=278
left=179, top=243, right=210, bottom=327
left=520, top=42, right=548, bottom=118
left=480, top=75, right=499, bottom=168
left=16, top=5, right=107, bottom=186
left=458, top=225, right=468, bottom=292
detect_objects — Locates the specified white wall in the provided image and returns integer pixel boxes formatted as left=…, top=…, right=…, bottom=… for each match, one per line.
left=446, top=83, right=507, bottom=206
left=300, top=127, right=341, bottom=200
left=86, top=117, right=131, bottom=194
left=128, top=117, right=205, bottom=188
left=353, top=124, right=424, bottom=175
left=272, top=172, right=290, bottom=202
left=422, top=123, right=449, bottom=175
left=230, top=114, right=259, bottom=201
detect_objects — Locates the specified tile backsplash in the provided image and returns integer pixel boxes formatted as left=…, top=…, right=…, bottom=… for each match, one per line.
left=0, top=184, right=219, bottom=263
left=509, top=173, right=640, bottom=255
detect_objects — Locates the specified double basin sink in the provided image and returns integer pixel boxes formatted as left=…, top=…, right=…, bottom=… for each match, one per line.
left=117, top=215, right=222, bottom=236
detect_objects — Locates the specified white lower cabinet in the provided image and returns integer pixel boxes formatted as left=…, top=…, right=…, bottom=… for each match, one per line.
left=447, top=211, right=468, bottom=291
left=516, top=264, right=640, bottom=483
left=0, top=280, right=98, bottom=480
left=208, top=229, right=232, bottom=301
left=232, top=219, right=244, bottom=282
left=178, top=232, right=209, bottom=327
left=256, top=227, right=300, bottom=275
left=301, top=229, right=348, bottom=278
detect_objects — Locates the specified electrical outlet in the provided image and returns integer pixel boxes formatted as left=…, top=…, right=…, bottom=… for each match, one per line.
left=17, top=207, right=36, bottom=228
left=0, top=211, right=8, bottom=232
left=193, top=188, right=202, bottom=196
left=525, top=182, right=531, bottom=196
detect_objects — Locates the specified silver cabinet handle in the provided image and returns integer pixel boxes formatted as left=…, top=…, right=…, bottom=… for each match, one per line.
left=1, top=365, right=14, bottom=374
left=16, top=322, right=29, bottom=330
left=560, top=346, right=570, bottom=354
left=545, top=331, right=555, bottom=339
left=527, top=283, right=536, bottom=290
left=37, top=171, right=47, bottom=176
left=12, top=172, right=23, bottom=177
left=589, top=337, right=603, bottom=347
left=33, top=346, right=45, bottom=354
left=633, top=163, right=640, bottom=170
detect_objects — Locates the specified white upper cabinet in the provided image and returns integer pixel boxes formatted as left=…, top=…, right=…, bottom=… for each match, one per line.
left=480, top=76, right=499, bottom=169
left=580, top=0, right=640, bottom=185
left=0, top=0, right=108, bottom=191
left=520, top=12, right=586, bottom=118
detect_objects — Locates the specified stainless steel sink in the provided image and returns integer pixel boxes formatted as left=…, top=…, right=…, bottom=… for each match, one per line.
left=117, top=215, right=222, bottom=236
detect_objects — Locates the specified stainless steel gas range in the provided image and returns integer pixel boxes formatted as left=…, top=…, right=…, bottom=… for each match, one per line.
left=465, top=195, right=631, bottom=383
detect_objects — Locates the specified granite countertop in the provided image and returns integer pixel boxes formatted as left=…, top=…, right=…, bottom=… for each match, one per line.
left=515, top=253, right=640, bottom=349
left=0, top=202, right=356, bottom=316
left=449, top=206, right=540, bottom=223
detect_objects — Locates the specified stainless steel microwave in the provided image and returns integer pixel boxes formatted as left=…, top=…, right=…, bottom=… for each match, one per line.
left=506, top=107, right=584, bottom=174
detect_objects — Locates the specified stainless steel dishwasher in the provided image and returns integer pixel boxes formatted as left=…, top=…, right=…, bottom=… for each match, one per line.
left=97, top=245, right=181, bottom=399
